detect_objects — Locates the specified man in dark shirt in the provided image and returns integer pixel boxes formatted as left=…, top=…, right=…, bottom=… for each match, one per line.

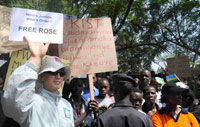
left=95, top=73, right=152, bottom=127
left=142, top=86, right=160, bottom=119
left=139, top=69, right=152, bottom=91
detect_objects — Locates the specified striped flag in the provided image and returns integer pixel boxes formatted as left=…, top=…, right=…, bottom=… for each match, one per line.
left=166, top=74, right=180, bottom=82
left=155, top=77, right=165, bottom=85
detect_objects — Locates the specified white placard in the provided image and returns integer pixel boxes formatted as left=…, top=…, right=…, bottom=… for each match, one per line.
left=9, top=7, right=63, bottom=44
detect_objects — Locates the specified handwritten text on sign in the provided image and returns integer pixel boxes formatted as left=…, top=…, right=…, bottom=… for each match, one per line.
left=167, top=56, right=191, bottom=78
left=9, top=7, right=63, bottom=44
left=59, top=18, right=118, bottom=76
left=3, top=50, right=31, bottom=90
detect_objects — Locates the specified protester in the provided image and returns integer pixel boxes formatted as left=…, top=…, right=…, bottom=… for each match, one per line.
left=142, top=86, right=160, bottom=119
left=0, top=77, right=6, bottom=127
left=62, top=81, right=71, bottom=100
left=182, top=88, right=200, bottom=123
left=139, top=69, right=151, bottom=91
left=94, top=73, right=152, bottom=127
left=96, top=78, right=115, bottom=106
left=130, top=87, right=145, bottom=114
left=0, top=77, right=3, bottom=98
left=182, top=89, right=196, bottom=111
left=1, top=36, right=74, bottom=127
left=81, top=73, right=99, bottom=102
left=134, top=77, right=140, bottom=87
left=65, top=78, right=98, bottom=127
left=105, top=75, right=115, bottom=103
left=95, top=78, right=115, bottom=114
left=152, top=82, right=199, bottom=127
left=150, top=77, right=165, bottom=108
left=193, top=76, right=200, bottom=103
left=132, top=75, right=140, bottom=87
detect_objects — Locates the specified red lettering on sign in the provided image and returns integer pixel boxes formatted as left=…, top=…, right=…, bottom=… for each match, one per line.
left=95, top=18, right=102, bottom=28
left=71, top=20, right=79, bottom=28
left=82, top=60, right=112, bottom=67
left=70, top=18, right=103, bottom=29
left=87, top=19, right=93, bottom=29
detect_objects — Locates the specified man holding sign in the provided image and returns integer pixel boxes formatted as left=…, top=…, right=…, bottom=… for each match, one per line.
left=1, top=36, right=74, bottom=127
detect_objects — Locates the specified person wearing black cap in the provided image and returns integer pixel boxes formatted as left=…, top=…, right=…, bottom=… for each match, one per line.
left=94, top=73, right=152, bottom=127
left=152, top=82, right=199, bottom=127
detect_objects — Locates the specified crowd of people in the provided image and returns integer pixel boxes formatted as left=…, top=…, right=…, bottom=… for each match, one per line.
left=0, top=36, right=200, bottom=127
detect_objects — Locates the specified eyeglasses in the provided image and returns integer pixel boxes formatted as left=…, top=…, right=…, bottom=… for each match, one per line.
left=45, top=71, right=65, bottom=77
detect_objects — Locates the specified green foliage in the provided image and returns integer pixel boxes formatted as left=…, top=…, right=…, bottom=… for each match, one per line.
left=1, top=0, right=199, bottom=75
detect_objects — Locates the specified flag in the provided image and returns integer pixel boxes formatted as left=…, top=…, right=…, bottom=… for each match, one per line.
left=155, top=77, right=165, bottom=85
left=166, top=74, right=180, bottom=82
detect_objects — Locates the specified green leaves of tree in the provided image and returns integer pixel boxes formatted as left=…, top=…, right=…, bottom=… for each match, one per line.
left=2, top=0, right=199, bottom=74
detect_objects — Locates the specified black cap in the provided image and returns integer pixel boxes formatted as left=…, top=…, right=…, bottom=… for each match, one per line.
left=182, top=89, right=195, bottom=100
left=162, top=82, right=189, bottom=94
left=112, top=73, right=136, bottom=86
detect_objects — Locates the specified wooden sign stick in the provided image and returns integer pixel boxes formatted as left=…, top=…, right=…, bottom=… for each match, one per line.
left=88, top=73, right=95, bottom=119
left=88, top=73, right=94, bottom=100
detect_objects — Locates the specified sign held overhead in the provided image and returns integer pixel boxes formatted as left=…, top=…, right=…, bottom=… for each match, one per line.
left=9, top=7, right=63, bottom=44
left=59, top=18, right=118, bottom=76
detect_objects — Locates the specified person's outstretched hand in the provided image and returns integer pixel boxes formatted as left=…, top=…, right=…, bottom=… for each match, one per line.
left=24, top=36, right=51, bottom=66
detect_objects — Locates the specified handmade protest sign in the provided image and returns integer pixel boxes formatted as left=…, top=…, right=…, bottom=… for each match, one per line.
left=3, top=49, right=31, bottom=90
left=167, top=56, right=192, bottom=78
left=59, top=18, right=118, bottom=76
left=48, top=14, right=77, bottom=56
left=9, top=7, right=63, bottom=44
left=0, top=5, right=27, bottom=54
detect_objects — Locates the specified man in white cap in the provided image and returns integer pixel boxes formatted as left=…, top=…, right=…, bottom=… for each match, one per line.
left=1, top=36, right=74, bottom=127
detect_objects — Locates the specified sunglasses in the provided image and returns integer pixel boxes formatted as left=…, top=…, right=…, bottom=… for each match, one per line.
left=45, top=71, right=65, bottom=77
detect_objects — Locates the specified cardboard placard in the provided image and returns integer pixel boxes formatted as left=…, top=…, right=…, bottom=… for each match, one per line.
left=0, top=5, right=27, bottom=54
left=167, top=56, right=192, bottom=78
left=59, top=18, right=118, bottom=76
left=3, top=50, right=31, bottom=90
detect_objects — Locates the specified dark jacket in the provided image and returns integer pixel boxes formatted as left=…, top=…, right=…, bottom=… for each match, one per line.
left=93, top=100, right=152, bottom=127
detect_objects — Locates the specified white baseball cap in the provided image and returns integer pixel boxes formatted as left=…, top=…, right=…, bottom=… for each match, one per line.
left=39, top=56, right=71, bottom=79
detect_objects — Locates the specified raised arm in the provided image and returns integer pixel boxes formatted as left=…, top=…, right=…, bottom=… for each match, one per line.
left=1, top=37, right=51, bottom=124
left=24, top=36, right=51, bottom=66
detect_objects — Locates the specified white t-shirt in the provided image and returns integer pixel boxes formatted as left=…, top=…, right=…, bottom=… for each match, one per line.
left=95, top=95, right=115, bottom=107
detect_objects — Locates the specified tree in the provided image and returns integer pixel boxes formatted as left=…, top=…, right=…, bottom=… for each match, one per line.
left=158, top=0, right=200, bottom=63
left=1, top=0, right=199, bottom=75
